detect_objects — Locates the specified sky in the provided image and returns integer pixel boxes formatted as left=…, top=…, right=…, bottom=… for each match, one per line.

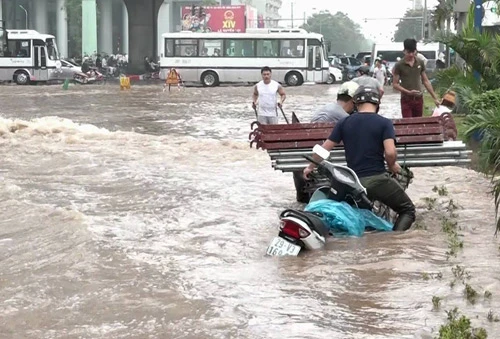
left=279, top=0, right=440, bottom=42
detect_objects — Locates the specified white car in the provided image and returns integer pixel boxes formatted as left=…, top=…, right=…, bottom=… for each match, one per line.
left=328, top=66, right=342, bottom=84
left=50, top=59, right=83, bottom=81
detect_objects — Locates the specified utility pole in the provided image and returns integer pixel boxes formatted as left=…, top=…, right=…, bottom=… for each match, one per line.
left=421, top=0, right=427, bottom=40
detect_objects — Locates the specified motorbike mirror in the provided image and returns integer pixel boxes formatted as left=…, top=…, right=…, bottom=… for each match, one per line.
left=313, top=144, right=330, bottom=160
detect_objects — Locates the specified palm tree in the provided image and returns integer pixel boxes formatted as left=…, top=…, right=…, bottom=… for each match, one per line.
left=431, top=0, right=454, bottom=66
left=436, top=5, right=500, bottom=234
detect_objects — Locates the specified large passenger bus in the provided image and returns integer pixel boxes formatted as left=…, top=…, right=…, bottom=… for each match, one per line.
left=0, top=20, right=62, bottom=85
left=159, top=28, right=330, bottom=87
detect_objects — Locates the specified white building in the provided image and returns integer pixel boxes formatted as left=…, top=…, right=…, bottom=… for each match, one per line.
left=413, top=0, right=423, bottom=10
left=230, top=0, right=282, bottom=27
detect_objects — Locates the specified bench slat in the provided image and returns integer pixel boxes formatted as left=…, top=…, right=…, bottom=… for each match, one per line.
left=260, top=134, right=444, bottom=150
left=258, top=126, right=443, bottom=142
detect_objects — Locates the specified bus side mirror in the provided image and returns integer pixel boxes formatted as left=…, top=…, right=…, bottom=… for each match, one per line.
left=327, top=41, right=331, bottom=53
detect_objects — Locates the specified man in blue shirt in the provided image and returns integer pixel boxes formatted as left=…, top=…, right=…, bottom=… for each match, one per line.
left=303, top=86, right=415, bottom=231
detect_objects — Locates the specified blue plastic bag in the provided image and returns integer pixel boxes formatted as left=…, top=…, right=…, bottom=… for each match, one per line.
left=304, top=199, right=393, bottom=237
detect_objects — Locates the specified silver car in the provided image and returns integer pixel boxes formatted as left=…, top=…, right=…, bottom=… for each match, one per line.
left=50, top=59, right=83, bottom=81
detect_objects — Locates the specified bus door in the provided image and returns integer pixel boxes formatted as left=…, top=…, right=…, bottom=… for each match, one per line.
left=33, top=40, right=48, bottom=81
left=306, top=39, right=323, bottom=83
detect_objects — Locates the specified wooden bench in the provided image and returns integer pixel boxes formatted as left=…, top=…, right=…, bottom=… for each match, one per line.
left=249, top=113, right=470, bottom=173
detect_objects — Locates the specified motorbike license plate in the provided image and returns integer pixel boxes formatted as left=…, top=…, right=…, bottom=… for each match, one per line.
left=266, top=237, right=301, bottom=257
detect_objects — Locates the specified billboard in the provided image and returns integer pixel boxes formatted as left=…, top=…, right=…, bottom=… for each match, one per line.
left=181, top=6, right=246, bottom=33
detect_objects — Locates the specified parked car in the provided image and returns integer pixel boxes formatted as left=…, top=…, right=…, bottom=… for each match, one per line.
left=338, top=56, right=362, bottom=80
left=327, top=66, right=343, bottom=84
left=50, top=59, right=83, bottom=81
left=355, top=51, right=371, bottom=61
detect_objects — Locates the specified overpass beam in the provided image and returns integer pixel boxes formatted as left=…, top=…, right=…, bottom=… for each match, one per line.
left=123, top=0, right=163, bottom=73
left=121, top=0, right=128, bottom=54
left=82, top=0, right=97, bottom=56
left=98, top=0, right=113, bottom=54
left=34, top=0, right=48, bottom=33
left=56, top=0, right=68, bottom=58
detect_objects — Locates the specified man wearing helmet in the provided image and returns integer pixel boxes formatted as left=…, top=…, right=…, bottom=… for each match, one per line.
left=353, top=65, right=385, bottom=98
left=303, top=86, right=416, bottom=231
left=294, top=81, right=360, bottom=203
left=310, top=81, right=359, bottom=123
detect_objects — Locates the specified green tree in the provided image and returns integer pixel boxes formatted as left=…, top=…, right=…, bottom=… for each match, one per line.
left=431, top=0, right=454, bottom=66
left=393, top=9, right=423, bottom=42
left=202, top=0, right=219, bottom=5
left=301, top=11, right=369, bottom=55
left=436, top=5, right=500, bottom=233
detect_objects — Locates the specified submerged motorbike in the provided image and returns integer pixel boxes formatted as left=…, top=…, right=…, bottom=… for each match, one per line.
left=266, top=145, right=411, bottom=257
left=73, top=68, right=104, bottom=84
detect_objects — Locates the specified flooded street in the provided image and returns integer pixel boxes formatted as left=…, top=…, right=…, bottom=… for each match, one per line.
left=0, top=83, right=499, bottom=339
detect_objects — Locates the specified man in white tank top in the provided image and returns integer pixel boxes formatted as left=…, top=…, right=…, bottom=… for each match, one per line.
left=252, top=66, right=286, bottom=124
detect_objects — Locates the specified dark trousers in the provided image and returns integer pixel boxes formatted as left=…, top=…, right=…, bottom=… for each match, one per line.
left=293, top=171, right=310, bottom=203
left=360, top=173, right=416, bottom=231
left=401, top=95, right=424, bottom=118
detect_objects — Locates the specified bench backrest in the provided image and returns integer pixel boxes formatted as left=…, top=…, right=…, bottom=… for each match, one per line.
left=249, top=114, right=458, bottom=151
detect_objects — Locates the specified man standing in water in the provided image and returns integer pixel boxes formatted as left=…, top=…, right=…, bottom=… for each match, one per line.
left=252, top=66, right=286, bottom=124
left=393, top=38, right=440, bottom=118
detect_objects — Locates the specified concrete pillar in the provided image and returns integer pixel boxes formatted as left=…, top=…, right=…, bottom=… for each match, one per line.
left=121, top=0, right=128, bottom=54
left=123, top=0, right=163, bottom=73
left=157, top=1, right=171, bottom=58
left=98, top=0, right=113, bottom=54
left=34, top=0, right=48, bottom=33
left=82, top=0, right=97, bottom=56
left=56, top=0, right=68, bottom=58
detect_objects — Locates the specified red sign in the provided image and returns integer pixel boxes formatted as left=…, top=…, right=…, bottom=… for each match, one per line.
left=181, top=6, right=246, bottom=33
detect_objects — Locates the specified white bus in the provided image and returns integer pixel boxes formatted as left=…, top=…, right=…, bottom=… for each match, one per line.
left=0, top=22, right=62, bottom=85
left=370, top=42, right=440, bottom=73
left=159, top=28, right=330, bottom=87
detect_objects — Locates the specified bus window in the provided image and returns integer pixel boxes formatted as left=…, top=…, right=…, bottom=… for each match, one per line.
left=174, top=39, right=198, bottom=57
left=46, top=39, right=58, bottom=60
left=199, top=39, right=223, bottom=57
left=7, top=40, right=31, bottom=57
left=224, top=39, right=254, bottom=57
left=280, top=39, right=304, bottom=58
left=165, top=39, right=174, bottom=57
left=419, top=50, right=436, bottom=59
left=256, top=40, right=279, bottom=57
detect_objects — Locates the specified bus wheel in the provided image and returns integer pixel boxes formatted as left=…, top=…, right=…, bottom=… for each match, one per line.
left=327, top=74, right=335, bottom=84
left=201, top=71, right=219, bottom=87
left=14, top=71, right=30, bottom=85
left=285, top=71, right=303, bottom=86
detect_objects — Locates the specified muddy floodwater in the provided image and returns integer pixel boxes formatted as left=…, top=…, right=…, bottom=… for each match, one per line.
left=0, top=83, right=499, bottom=339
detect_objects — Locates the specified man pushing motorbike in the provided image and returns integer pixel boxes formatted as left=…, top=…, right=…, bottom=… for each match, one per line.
left=303, top=86, right=416, bottom=231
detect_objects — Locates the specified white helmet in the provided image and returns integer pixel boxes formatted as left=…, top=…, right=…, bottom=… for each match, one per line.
left=337, top=81, right=360, bottom=98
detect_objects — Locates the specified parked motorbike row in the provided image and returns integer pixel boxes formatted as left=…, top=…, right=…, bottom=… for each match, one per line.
left=67, top=54, right=161, bottom=85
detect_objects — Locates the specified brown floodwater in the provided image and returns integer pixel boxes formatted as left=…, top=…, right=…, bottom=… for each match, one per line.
left=0, top=83, right=498, bottom=339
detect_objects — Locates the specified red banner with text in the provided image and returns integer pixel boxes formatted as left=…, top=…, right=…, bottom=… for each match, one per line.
left=181, top=6, right=246, bottom=33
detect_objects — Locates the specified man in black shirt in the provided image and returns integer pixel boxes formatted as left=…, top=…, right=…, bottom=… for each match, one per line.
left=303, top=86, right=415, bottom=231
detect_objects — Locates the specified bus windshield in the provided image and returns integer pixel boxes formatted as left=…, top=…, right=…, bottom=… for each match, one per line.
left=46, top=38, right=59, bottom=60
